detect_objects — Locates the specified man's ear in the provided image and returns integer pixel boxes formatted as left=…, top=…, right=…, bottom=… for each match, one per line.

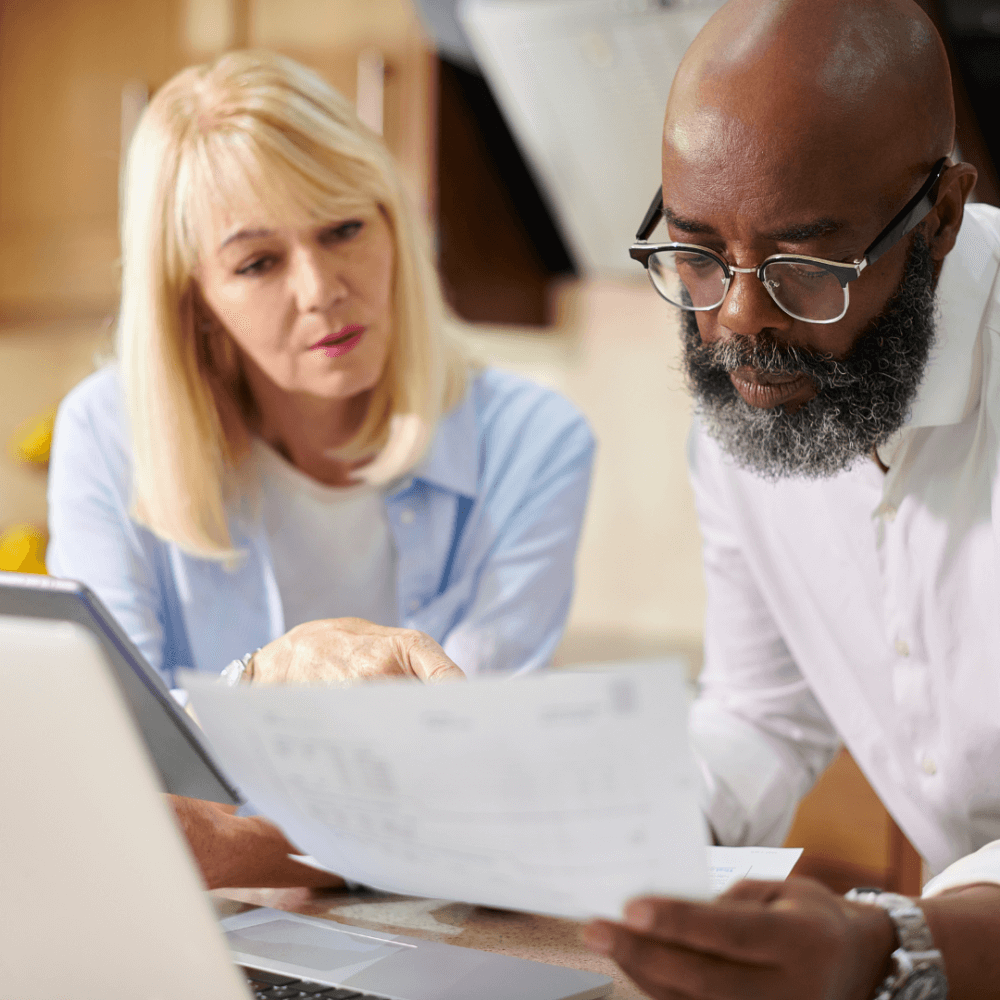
left=925, top=161, right=978, bottom=261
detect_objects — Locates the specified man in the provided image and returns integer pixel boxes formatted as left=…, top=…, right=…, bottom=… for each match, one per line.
left=578, top=1, right=1000, bottom=998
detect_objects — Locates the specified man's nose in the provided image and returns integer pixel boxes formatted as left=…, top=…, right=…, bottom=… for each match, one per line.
left=291, top=248, right=348, bottom=313
left=713, top=268, right=792, bottom=341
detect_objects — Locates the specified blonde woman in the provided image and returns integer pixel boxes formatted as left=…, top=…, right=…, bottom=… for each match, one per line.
left=47, top=51, right=593, bottom=887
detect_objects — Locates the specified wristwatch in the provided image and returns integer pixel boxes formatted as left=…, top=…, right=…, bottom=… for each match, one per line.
left=220, top=649, right=259, bottom=686
left=844, top=888, right=948, bottom=999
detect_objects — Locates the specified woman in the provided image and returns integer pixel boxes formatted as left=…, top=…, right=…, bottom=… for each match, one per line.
left=47, top=51, right=593, bottom=887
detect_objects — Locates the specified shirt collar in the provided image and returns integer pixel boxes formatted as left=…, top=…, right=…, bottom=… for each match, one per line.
left=399, top=384, right=479, bottom=499
left=902, top=202, right=998, bottom=431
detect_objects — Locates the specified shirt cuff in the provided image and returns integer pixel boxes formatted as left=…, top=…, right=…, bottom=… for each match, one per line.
left=922, top=840, right=1000, bottom=897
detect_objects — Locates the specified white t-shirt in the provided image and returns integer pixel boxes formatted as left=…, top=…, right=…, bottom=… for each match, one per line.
left=254, top=440, right=399, bottom=631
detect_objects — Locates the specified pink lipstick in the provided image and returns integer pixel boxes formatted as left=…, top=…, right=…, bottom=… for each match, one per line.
left=311, top=324, right=366, bottom=358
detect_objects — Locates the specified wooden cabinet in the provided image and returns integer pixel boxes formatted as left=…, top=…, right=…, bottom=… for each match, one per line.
left=1, top=0, right=186, bottom=319
left=0, top=0, right=435, bottom=322
left=785, top=747, right=923, bottom=895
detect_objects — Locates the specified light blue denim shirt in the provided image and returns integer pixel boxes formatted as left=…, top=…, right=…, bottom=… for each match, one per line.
left=47, top=365, right=594, bottom=686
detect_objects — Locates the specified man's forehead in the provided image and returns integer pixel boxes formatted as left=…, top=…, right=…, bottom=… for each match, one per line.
left=667, top=107, right=726, bottom=156
left=664, top=121, right=862, bottom=227
left=659, top=88, right=923, bottom=243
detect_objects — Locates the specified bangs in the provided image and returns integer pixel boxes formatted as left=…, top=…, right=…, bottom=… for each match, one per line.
left=175, top=118, right=386, bottom=265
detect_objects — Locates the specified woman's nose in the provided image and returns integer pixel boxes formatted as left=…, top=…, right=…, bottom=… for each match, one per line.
left=291, top=248, right=348, bottom=313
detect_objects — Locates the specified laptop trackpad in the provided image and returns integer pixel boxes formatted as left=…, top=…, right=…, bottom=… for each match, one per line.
left=226, top=916, right=498, bottom=998
left=226, top=918, right=408, bottom=983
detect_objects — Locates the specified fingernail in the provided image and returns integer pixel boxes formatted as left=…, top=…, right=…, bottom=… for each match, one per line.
left=583, top=922, right=613, bottom=954
left=623, top=901, right=654, bottom=930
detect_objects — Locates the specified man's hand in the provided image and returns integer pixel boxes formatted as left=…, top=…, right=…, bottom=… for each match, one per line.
left=249, top=618, right=466, bottom=686
left=167, top=795, right=347, bottom=891
left=583, top=877, right=895, bottom=1000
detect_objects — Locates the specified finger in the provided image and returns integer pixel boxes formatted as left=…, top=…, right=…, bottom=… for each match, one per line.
left=400, top=631, right=466, bottom=682
left=720, top=878, right=786, bottom=902
left=585, top=921, right=774, bottom=1000
left=621, top=896, right=782, bottom=965
left=242, top=818, right=347, bottom=889
left=281, top=856, right=348, bottom=891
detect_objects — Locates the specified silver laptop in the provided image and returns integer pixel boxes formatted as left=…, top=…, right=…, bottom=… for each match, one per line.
left=0, top=615, right=612, bottom=1000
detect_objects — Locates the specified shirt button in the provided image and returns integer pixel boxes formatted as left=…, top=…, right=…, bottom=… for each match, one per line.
left=400, top=509, right=415, bottom=525
left=400, top=478, right=413, bottom=492
left=408, top=598, right=420, bottom=612
left=921, top=756, right=937, bottom=776
left=883, top=506, right=897, bottom=522
left=895, top=639, right=910, bottom=657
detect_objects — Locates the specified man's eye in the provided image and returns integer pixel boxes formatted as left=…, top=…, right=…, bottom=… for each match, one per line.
left=320, top=220, right=364, bottom=244
left=785, top=263, right=831, bottom=282
left=685, top=256, right=716, bottom=272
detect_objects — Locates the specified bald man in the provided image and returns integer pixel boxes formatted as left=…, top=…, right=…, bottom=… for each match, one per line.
left=580, top=1, right=1000, bottom=998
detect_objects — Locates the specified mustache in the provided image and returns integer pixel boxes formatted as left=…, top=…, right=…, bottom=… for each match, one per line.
left=684, top=330, right=861, bottom=391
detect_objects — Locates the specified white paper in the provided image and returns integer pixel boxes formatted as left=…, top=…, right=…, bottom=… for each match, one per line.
left=292, top=846, right=803, bottom=898
left=707, top=846, right=803, bottom=894
left=183, top=665, right=711, bottom=919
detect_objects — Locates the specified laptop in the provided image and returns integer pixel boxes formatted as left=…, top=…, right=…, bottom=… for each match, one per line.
left=0, top=614, right=613, bottom=1000
left=0, top=570, right=240, bottom=804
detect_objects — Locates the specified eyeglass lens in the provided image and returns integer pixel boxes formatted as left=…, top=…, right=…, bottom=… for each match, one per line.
left=647, top=250, right=848, bottom=323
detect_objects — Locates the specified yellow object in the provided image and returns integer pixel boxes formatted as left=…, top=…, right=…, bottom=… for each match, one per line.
left=8, top=407, right=57, bottom=465
left=0, top=524, right=48, bottom=575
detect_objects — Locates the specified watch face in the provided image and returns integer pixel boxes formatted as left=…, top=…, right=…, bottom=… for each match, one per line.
left=899, top=967, right=948, bottom=1000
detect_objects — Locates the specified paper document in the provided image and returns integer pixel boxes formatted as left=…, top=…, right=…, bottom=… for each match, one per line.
left=707, top=846, right=803, bottom=894
left=183, top=665, right=710, bottom=919
left=291, top=846, right=803, bottom=897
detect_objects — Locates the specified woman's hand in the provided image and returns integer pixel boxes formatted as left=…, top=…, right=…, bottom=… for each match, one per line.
left=249, top=617, right=466, bottom=686
left=166, top=795, right=347, bottom=891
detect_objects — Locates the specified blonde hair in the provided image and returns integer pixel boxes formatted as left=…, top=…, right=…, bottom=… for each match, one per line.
left=118, top=49, right=466, bottom=559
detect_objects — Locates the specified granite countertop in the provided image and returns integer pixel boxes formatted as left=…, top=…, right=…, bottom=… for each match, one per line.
left=213, top=887, right=646, bottom=998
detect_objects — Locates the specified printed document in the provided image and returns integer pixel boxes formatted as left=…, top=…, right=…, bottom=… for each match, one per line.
left=186, top=666, right=724, bottom=918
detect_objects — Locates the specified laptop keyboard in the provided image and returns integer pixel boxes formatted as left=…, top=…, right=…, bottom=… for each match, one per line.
left=241, top=965, right=388, bottom=999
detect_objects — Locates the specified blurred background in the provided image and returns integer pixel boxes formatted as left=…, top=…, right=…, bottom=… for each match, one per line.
left=2, top=0, right=997, bottom=894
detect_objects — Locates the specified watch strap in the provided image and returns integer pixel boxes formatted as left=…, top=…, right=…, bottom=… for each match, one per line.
left=845, top=889, right=948, bottom=999
left=220, top=648, right=259, bottom=686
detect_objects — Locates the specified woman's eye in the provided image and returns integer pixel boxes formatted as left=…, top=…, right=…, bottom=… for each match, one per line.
left=235, top=255, right=276, bottom=276
left=320, top=220, right=364, bottom=244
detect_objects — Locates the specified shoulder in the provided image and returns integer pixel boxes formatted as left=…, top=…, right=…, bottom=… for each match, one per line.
left=962, top=202, right=1000, bottom=254
left=51, top=364, right=130, bottom=476
left=468, top=367, right=594, bottom=455
left=421, top=366, right=593, bottom=501
left=56, top=364, right=125, bottom=432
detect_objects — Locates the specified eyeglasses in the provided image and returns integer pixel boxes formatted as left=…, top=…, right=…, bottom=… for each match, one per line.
left=629, top=158, right=947, bottom=324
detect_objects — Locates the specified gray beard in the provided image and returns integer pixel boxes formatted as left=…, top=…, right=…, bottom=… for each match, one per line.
left=682, top=233, right=937, bottom=479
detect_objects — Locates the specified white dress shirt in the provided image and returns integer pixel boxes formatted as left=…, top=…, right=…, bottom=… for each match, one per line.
left=688, top=202, right=1000, bottom=895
